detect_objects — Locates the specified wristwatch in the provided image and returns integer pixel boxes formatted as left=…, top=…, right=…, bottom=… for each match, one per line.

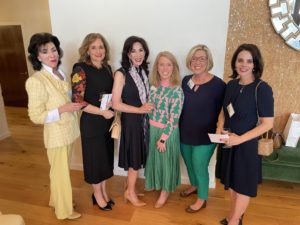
left=159, top=139, right=165, bottom=144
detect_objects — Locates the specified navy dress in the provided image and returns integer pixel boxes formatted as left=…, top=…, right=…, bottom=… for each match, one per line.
left=216, top=79, right=274, bottom=197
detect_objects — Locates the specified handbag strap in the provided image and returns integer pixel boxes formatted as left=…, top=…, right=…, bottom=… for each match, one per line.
left=255, top=80, right=263, bottom=125
left=255, top=80, right=271, bottom=139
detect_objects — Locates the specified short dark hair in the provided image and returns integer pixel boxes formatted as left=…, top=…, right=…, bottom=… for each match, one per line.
left=230, top=43, right=264, bottom=79
left=121, top=36, right=149, bottom=74
left=28, top=33, right=63, bottom=71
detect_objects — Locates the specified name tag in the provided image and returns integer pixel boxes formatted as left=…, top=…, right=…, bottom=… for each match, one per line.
left=150, top=85, right=157, bottom=91
left=227, top=103, right=235, bottom=118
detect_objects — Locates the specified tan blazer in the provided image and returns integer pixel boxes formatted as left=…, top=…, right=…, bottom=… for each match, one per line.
left=25, top=69, right=79, bottom=149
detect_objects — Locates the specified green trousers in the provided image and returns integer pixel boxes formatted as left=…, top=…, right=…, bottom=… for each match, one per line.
left=180, top=143, right=216, bottom=200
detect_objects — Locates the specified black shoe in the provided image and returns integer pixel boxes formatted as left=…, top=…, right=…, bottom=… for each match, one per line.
left=220, top=214, right=243, bottom=225
left=107, top=199, right=115, bottom=207
left=239, top=217, right=243, bottom=225
left=92, top=194, right=112, bottom=211
left=220, top=218, right=228, bottom=225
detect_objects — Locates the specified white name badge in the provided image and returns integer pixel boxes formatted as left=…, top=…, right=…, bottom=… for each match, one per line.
left=187, top=78, right=195, bottom=90
left=150, top=85, right=157, bottom=91
left=227, top=103, right=235, bottom=118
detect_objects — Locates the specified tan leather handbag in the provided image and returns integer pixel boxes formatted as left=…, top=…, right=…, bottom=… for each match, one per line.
left=258, top=132, right=273, bottom=156
left=109, top=111, right=121, bottom=139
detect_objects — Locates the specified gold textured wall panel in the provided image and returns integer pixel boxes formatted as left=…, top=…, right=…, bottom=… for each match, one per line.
left=224, top=0, right=300, bottom=132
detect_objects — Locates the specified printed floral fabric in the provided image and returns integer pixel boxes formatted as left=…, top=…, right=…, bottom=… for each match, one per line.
left=71, top=66, right=88, bottom=105
left=128, top=66, right=149, bottom=104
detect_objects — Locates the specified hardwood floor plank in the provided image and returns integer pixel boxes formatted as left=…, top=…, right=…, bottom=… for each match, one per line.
left=1, top=106, right=300, bottom=225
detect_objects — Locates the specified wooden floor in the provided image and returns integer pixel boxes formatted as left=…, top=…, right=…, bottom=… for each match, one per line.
left=1, top=107, right=300, bottom=225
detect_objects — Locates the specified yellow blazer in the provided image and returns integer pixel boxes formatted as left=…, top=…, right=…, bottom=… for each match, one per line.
left=25, top=69, right=79, bottom=149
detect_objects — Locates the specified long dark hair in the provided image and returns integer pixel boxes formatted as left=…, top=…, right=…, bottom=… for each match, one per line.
left=230, top=43, right=264, bottom=79
left=121, top=36, right=149, bottom=74
left=28, top=33, right=63, bottom=71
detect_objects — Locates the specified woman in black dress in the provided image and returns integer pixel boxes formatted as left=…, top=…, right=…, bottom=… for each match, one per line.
left=216, top=44, right=274, bottom=225
left=71, top=33, right=114, bottom=211
left=112, top=36, right=153, bottom=206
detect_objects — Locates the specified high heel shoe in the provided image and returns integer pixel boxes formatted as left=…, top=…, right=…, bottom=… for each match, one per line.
left=124, top=190, right=146, bottom=207
left=220, top=214, right=244, bottom=225
left=92, top=194, right=112, bottom=211
left=124, top=181, right=145, bottom=197
left=185, top=200, right=206, bottom=213
left=179, top=188, right=197, bottom=197
left=107, top=199, right=115, bottom=207
left=154, top=200, right=167, bottom=209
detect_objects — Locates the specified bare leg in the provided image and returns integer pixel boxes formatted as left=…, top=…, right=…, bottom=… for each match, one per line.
left=124, top=168, right=146, bottom=206
left=154, top=190, right=169, bottom=208
left=100, top=180, right=109, bottom=202
left=228, top=189, right=249, bottom=225
left=156, top=190, right=169, bottom=204
left=92, top=183, right=107, bottom=207
left=227, top=188, right=237, bottom=221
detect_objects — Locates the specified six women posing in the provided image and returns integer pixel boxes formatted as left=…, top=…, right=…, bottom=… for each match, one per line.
left=26, top=32, right=273, bottom=223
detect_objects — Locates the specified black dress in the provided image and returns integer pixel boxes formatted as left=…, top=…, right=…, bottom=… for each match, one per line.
left=71, top=62, right=114, bottom=184
left=216, top=79, right=274, bottom=197
left=117, top=68, right=148, bottom=170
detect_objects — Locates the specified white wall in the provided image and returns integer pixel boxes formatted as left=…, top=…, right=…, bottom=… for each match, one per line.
left=49, top=0, right=231, bottom=188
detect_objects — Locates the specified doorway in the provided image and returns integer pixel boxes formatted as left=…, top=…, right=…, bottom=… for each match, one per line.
left=0, top=25, right=28, bottom=107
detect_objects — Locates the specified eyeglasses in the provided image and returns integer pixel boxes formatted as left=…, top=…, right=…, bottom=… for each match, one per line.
left=191, top=57, right=207, bottom=63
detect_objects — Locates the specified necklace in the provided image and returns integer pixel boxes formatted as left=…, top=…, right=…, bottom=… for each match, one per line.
left=240, top=85, right=245, bottom=93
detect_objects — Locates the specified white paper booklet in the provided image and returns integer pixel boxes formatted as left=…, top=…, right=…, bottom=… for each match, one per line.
left=100, top=94, right=112, bottom=110
left=208, top=133, right=229, bottom=144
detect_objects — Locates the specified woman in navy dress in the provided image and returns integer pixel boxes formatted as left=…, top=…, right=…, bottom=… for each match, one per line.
left=216, top=44, right=274, bottom=225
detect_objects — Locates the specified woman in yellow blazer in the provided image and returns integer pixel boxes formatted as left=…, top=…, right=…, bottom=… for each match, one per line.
left=25, top=33, right=84, bottom=220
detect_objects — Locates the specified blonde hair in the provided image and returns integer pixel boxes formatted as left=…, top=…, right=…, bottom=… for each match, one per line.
left=150, top=51, right=181, bottom=87
left=78, top=33, right=110, bottom=66
left=186, top=44, right=213, bottom=72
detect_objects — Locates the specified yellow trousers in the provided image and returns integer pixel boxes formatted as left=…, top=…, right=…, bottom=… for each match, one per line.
left=47, top=144, right=73, bottom=219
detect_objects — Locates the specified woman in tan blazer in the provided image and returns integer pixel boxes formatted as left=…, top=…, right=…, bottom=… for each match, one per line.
left=25, top=33, right=84, bottom=220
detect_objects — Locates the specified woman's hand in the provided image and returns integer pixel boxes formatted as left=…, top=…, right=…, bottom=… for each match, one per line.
left=58, top=102, right=84, bottom=114
left=106, top=100, right=112, bottom=109
left=156, top=140, right=166, bottom=152
left=221, top=133, right=244, bottom=147
left=139, top=103, right=154, bottom=114
left=101, top=110, right=114, bottom=119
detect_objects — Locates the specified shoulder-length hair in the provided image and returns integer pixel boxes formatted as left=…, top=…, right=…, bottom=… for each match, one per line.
left=28, top=33, right=63, bottom=71
left=150, top=51, right=181, bottom=87
left=230, top=43, right=264, bottom=79
left=78, top=33, right=110, bottom=66
left=186, top=44, right=213, bottom=72
left=121, top=36, right=149, bottom=75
